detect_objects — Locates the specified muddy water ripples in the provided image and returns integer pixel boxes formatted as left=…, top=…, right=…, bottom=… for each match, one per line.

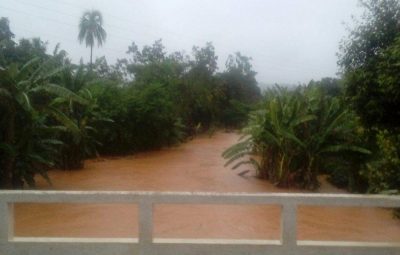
left=15, top=132, right=400, bottom=242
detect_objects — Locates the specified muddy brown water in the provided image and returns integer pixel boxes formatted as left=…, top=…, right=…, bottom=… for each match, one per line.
left=15, top=132, right=400, bottom=241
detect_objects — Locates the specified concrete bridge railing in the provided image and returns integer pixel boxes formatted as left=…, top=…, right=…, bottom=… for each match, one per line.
left=0, top=190, right=400, bottom=255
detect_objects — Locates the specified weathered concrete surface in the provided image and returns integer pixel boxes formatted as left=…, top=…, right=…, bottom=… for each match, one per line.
left=13, top=131, right=400, bottom=242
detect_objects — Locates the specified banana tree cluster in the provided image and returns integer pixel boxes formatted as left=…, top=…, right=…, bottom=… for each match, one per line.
left=0, top=59, right=106, bottom=188
left=223, top=85, right=370, bottom=190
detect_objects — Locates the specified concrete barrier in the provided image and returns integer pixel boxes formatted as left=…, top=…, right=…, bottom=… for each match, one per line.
left=0, top=190, right=399, bottom=255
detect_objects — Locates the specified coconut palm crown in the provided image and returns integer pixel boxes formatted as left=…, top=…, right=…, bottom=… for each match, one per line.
left=78, top=10, right=106, bottom=67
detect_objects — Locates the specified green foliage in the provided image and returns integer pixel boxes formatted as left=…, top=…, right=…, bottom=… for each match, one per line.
left=0, top=17, right=261, bottom=188
left=363, top=130, right=400, bottom=193
left=307, top=78, right=343, bottom=97
left=340, top=0, right=400, bottom=197
left=51, top=65, right=107, bottom=169
left=127, top=83, right=185, bottom=150
left=0, top=17, right=107, bottom=185
left=0, top=58, right=65, bottom=187
left=91, top=82, right=185, bottom=154
left=87, top=81, right=132, bottom=154
left=224, top=85, right=369, bottom=190
left=124, top=40, right=260, bottom=131
left=222, top=52, right=261, bottom=103
left=216, top=52, right=261, bottom=128
left=339, top=0, right=400, bottom=129
left=219, top=100, right=253, bottom=128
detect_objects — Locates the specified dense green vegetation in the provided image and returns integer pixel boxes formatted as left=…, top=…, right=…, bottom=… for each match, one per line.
left=0, top=14, right=260, bottom=188
left=225, top=0, right=400, bottom=195
left=339, top=0, right=400, bottom=195
left=224, top=84, right=370, bottom=190
left=1, top=0, right=400, bottom=197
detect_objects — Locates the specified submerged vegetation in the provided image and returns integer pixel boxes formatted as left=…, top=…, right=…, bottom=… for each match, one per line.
left=224, top=84, right=370, bottom=190
left=0, top=0, right=399, bottom=198
left=225, top=0, right=400, bottom=195
left=0, top=13, right=260, bottom=188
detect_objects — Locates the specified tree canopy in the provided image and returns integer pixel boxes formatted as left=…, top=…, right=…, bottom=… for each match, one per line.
left=0, top=17, right=262, bottom=188
left=339, top=0, right=400, bottom=129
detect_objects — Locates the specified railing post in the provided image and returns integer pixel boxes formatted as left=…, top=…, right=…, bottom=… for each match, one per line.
left=281, top=203, right=297, bottom=248
left=0, top=202, right=14, bottom=242
left=138, top=199, right=153, bottom=255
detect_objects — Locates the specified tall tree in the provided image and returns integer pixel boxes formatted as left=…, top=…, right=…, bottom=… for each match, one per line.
left=338, top=0, right=400, bottom=195
left=222, top=52, right=260, bottom=103
left=338, top=0, right=400, bottom=129
left=78, top=10, right=106, bottom=68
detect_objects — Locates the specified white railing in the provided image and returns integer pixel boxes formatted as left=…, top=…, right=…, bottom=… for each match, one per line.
left=0, top=190, right=400, bottom=255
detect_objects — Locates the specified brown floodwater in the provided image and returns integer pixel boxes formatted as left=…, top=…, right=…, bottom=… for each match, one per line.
left=15, top=131, right=400, bottom=241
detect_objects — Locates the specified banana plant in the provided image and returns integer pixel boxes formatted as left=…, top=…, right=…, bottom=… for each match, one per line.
left=50, top=65, right=112, bottom=169
left=0, top=58, right=89, bottom=188
left=0, top=59, right=56, bottom=187
left=223, top=85, right=370, bottom=190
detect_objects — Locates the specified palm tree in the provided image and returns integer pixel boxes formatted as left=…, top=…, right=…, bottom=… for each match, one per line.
left=78, top=10, right=106, bottom=68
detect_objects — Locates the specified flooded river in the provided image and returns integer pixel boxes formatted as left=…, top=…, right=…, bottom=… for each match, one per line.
left=15, top=132, right=400, bottom=241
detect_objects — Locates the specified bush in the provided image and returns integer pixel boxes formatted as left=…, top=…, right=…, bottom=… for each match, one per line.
left=127, top=83, right=185, bottom=150
left=363, top=130, right=400, bottom=193
left=219, top=99, right=252, bottom=128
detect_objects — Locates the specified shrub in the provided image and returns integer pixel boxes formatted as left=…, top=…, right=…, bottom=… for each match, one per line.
left=364, top=130, right=400, bottom=193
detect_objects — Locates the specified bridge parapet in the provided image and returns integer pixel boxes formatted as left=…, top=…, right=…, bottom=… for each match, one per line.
left=0, top=190, right=399, bottom=255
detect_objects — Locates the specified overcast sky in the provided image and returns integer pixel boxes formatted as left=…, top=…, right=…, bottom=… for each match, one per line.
left=1, top=0, right=361, bottom=84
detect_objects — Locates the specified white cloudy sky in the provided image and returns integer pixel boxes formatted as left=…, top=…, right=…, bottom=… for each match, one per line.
left=0, top=0, right=361, bottom=84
